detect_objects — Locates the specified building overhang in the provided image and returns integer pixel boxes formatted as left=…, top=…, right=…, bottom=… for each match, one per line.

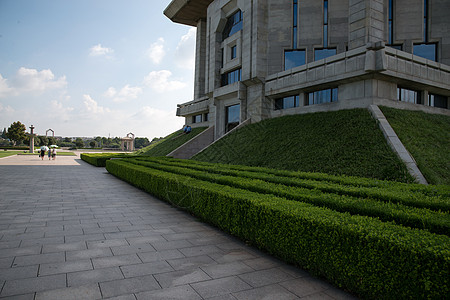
left=164, top=0, right=213, bottom=26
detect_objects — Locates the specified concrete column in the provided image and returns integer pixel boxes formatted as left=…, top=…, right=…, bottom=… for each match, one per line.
left=349, top=0, right=385, bottom=49
left=194, top=19, right=207, bottom=99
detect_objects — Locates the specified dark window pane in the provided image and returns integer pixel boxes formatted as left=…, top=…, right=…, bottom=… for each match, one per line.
left=413, top=44, right=436, bottom=61
left=221, top=68, right=241, bottom=86
left=231, top=46, right=237, bottom=59
left=307, top=88, right=338, bottom=105
left=284, top=50, right=306, bottom=70
left=314, top=48, right=336, bottom=61
left=398, top=87, right=421, bottom=104
left=226, top=104, right=240, bottom=132
left=223, top=10, right=243, bottom=40
left=429, top=94, right=448, bottom=109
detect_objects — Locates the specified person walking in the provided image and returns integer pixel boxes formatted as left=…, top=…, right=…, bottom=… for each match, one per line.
left=48, top=148, right=52, bottom=160
left=40, top=149, right=45, bottom=160
left=51, top=148, right=57, bottom=160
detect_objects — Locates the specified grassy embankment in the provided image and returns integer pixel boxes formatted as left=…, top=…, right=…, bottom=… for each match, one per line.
left=380, top=106, right=450, bottom=185
left=194, top=109, right=414, bottom=183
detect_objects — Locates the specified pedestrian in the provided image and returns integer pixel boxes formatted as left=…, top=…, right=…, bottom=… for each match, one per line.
left=51, top=148, right=57, bottom=160
left=48, top=148, right=52, bottom=160
left=40, top=149, right=45, bottom=160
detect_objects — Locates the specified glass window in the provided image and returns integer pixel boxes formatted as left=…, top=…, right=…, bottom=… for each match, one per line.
left=413, top=43, right=437, bottom=61
left=429, top=93, right=448, bottom=109
left=293, top=0, right=298, bottom=48
left=275, top=95, right=299, bottom=110
left=222, top=10, right=243, bottom=41
left=307, top=88, right=338, bottom=105
left=226, top=104, right=240, bottom=132
left=221, top=68, right=241, bottom=86
left=204, top=113, right=209, bottom=122
left=284, top=50, right=306, bottom=70
left=192, top=114, right=202, bottom=123
left=397, top=87, right=421, bottom=104
left=231, top=45, right=237, bottom=59
left=314, top=48, right=336, bottom=61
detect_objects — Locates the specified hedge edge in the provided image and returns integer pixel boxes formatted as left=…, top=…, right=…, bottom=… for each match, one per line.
left=106, top=159, right=449, bottom=299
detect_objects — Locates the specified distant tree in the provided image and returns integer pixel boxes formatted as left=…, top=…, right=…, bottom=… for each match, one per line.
left=135, top=137, right=150, bottom=149
left=47, top=136, right=56, bottom=146
left=1, top=128, right=7, bottom=139
left=89, top=141, right=96, bottom=148
left=75, top=138, right=84, bottom=148
left=64, top=137, right=72, bottom=143
left=39, top=136, right=49, bottom=146
left=6, top=121, right=26, bottom=146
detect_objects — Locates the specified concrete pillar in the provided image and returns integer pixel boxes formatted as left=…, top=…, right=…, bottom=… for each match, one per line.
left=349, top=0, right=385, bottom=49
left=194, top=19, right=207, bottom=99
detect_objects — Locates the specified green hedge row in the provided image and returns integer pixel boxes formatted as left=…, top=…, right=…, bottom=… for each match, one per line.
left=80, top=153, right=133, bottom=167
left=132, top=157, right=450, bottom=211
left=106, top=158, right=449, bottom=299
left=125, top=158, right=449, bottom=235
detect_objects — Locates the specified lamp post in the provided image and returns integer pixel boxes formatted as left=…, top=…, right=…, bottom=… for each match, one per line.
left=28, top=125, right=37, bottom=153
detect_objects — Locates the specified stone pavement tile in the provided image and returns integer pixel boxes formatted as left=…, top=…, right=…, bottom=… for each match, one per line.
left=136, top=285, right=202, bottom=300
left=323, top=288, right=358, bottom=300
left=1, top=274, right=66, bottom=297
left=0, top=240, right=21, bottom=250
left=279, top=277, right=339, bottom=298
left=39, top=259, right=93, bottom=276
left=0, top=293, right=35, bottom=300
left=92, top=253, right=142, bottom=269
left=65, top=233, right=106, bottom=243
left=19, top=236, right=64, bottom=248
left=209, top=250, right=257, bottom=264
left=1, top=232, right=45, bottom=242
left=299, top=292, right=335, bottom=300
left=233, top=284, right=299, bottom=300
left=153, top=269, right=211, bottom=288
left=0, top=246, right=42, bottom=259
left=104, top=231, right=143, bottom=240
left=111, top=244, right=156, bottom=256
left=67, top=267, right=124, bottom=287
left=0, top=257, right=14, bottom=268
left=42, top=241, right=87, bottom=253
left=0, top=265, right=38, bottom=281
left=138, top=249, right=185, bottom=263
left=87, top=239, right=129, bottom=249
left=191, top=276, right=252, bottom=299
left=179, top=245, right=224, bottom=257
left=167, top=255, right=217, bottom=271
left=35, top=284, right=102, bottom=300
left=238, top=268, right=295, bottom=288
left=99, top=275, right=160, bottom=298
left=242, top=256, right=279, bottom=271
left=103, top=295, right=137, bottom=300
left=201, top=261, right=254, bottom=279
left=120, top=261, right=173, bottom=278
left=189, top=235, right=235, bottom=247
left=207, top=295, right=238, bottom=300
left=66, top=247, right=113, bottom=261
left=162, top=232, right=201, bottom=241
left=12, top=252, right=65, bottom=267
left=127, top=235, right=166, bottom=245
left=150, top=240, right=193, bottom=251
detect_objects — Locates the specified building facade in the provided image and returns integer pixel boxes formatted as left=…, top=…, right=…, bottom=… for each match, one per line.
left=165, top=0, right=450, bottom=140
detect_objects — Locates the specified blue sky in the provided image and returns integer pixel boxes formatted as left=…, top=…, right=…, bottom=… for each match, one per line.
left=0, top=0, right=196, bottom=138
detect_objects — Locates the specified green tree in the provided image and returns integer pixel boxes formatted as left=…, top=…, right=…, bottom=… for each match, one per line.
left=135, top=137, right=150, bottom=149
left=6, top=121, right=26, bottom=146
left=89, top=141, right=96, bottom=148
left=48, top=136, right=56, bottom=146
left=64, top=137, right=72, bottom=143
left=39, top=136, right=49, bottom=146
left=75, top=138, right=84, bottom=148
left=1, top=128, right=7, bottom=139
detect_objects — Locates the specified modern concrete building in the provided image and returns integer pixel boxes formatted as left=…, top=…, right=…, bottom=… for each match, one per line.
left=165, top=0, right=450, bottom=141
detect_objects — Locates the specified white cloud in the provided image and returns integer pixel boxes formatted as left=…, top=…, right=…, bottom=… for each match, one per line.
left=147, top=38, right=165, bottom=64
left=0, top=68, right=67, bottom=98
left=83, top=94, right=110, bottom=115
left=89, top=44, right=114, bottom=58
left=175, top=28, right=196, bottom=69
left=143, top=70, right=186, bottom=93
left=104, top=84, right=143, bottom=103
left=0, top=103, right=15, bottom=113
left=50, top=100, right=74, bottom=122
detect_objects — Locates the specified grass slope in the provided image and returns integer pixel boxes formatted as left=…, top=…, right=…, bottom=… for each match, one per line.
left=138, top=127, right=207, bottom=157
left=194, top=109, right=414, bottom=182
left=380, top=106, right=450, bottom=185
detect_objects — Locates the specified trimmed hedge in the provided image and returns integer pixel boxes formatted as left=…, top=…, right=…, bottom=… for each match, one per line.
left=80, top=153, right=133, bottom=167
left=125, top=158, right=449, bottom=235
left=106, top=158, right=449, bottom=299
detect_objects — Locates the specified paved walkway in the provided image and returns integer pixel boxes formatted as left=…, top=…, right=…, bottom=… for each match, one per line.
left=0, top=153, right=356, bottom=299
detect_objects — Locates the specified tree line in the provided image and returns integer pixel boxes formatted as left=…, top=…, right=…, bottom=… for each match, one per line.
left=1, top=121, right=151, bottom=149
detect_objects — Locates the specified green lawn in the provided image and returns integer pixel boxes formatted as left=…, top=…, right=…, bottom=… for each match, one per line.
left=0, top=151, right=21, bottom=158
left=380, top=106, right=450, bottom=185
left=138, top=127, right=207, bottom=157
left=193, top=109, right=414, bottom=183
